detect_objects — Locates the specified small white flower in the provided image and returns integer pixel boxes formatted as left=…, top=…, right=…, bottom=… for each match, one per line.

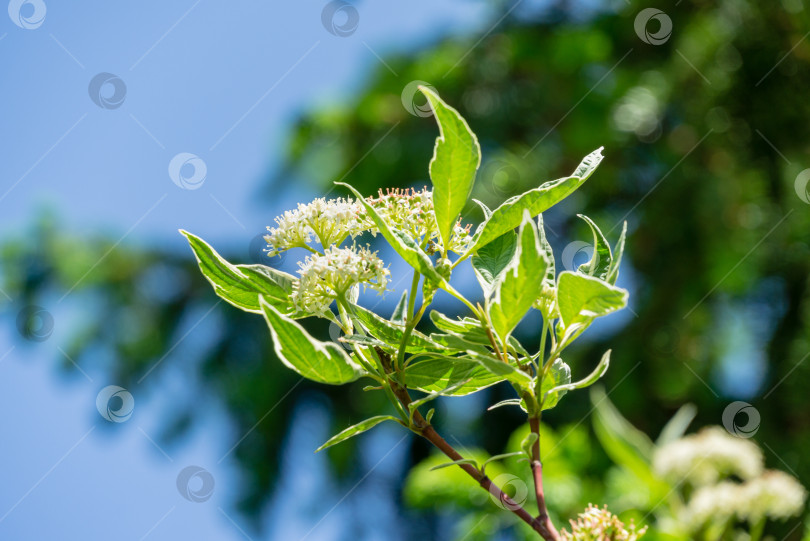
left=652, top=427, right=763, bottom=487
left=741, top=470, right=807, bottom=522
left=264, top=197, right=366, bottom=256
left=683, top=471, right=807, bottom=529
left=367, top=187, right=473, bottom=254
left=561, top=504, right=647, bottom=540
left=683, top=481, right=740, bottom=529
left=292, top=245, right=389, bottom=314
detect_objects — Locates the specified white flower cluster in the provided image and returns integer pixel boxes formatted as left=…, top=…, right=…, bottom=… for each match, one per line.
left=367, top=187, right=473, bottom=254
left=263, top=189, right=476, bottom=315
left=292, top=245, right=389, bottom=314
left=652, top=427, right=763, bottom=486
left=264, top=197, right=367, bottom=256
left=684, top=471, right=807, bottom=529
left=264, top=190, right=473, bottom=258
left=561, top=504, right=647, bottom=540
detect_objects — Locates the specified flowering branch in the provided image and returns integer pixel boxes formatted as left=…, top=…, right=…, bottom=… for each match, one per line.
left=181, top=86, right=635, bottom=538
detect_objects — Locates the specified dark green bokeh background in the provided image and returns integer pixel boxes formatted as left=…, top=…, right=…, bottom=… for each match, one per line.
left=4, top=1, right=809, bottom=538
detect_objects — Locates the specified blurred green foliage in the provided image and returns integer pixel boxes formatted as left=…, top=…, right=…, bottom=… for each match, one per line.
left=4, top=1, right=810, bottom=538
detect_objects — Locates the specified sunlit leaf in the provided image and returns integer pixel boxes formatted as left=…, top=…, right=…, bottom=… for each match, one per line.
left=576, top=214, right=612, bottom=280
left=429, top=458, right=479, bottom=471
left=539, top=358, right=571, bottom=411
left=557, top=271, right=628, bottom=334
left=545, top=350, right=610, bottom=398
left=420, top=86, right=481, bottom=254
left=392, top=290, right=408, bottom=324
left=315, top=415, right=402, bottom=452
left=471, top=231, right=517, bottom=298
left=181, top=230, right=296, bottom=315
left=606, top=221, right=627, bottom=285
left=469, top=147, right=604, bottom=253
left=488, top=212, right=548, bottom=340
left=537, top=214, right=555, bottom=286
left=260, top=298, right=364, bottom=384
left=404, top=357, right=504, bottom=396
left=468, top=350, right=533, bottom=388
left=352, top=303, right=442, bottom=354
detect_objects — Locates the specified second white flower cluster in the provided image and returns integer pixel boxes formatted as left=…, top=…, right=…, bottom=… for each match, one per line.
left=262, top=189, right=472, bottom=315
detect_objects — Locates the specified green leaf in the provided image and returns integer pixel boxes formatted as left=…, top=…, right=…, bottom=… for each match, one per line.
left=656, top=403, right=698, bottom=446
left=429, top=311, right=529, bottom=358
left=482, top=452, right=524, bottom=473
left=536, top=214, right=555, bottom=286
left=260, top=298, right=364, bottom=385
left=590, top=387, right=667, bottom=499
left=488, top=212, right=548, bottom=340
left=315, top=415, right=402, bottom=452
left=557, top=271, right=628, bottom=332
left=539, top=358, right=571, bottom=410
left=430, top=311, right=481, bottom=334
left=403, top=357, right=504, bottom=396
left=520, top=433, right=538, bottom=458
left=576, top=214, right=612, bottom=280
left=337, top=182, right=443, bottom=283
left=468, top=351, right=533, bottom=388
left=181, top=230, right=296, bottom=315
left=425, top=408, right=435, bottom=424
left=606, top=221, right=627, bottom=285
left=471, top=231, right=517, bottom=298
left=468, top=147, right=604, bottom=253
left=420, top=86, right=482, bottom=254
left=472, top=198, right=492, bottom=220
left=487, top=398, right=524, bottom=411
left=430, top=458, right=479, bottom=471
left=429, top=333, right=490, bottom=355
left=545, top=350, right=610, bottom=398
left=352, top=304, right=442, bottom=354
left=392, top=291, right=408, bottom=324
left=339, top=334, right=388, bottom=349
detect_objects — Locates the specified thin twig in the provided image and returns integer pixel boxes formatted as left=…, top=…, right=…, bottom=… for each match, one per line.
left=384, top=364, right=558, bottom=540
left=529, top=416, right=559, bottom=539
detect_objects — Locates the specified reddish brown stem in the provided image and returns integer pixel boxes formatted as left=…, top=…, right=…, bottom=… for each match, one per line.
left=388, top=378, right=558, bottom=540
left=529, top=416, right=560, bottom=540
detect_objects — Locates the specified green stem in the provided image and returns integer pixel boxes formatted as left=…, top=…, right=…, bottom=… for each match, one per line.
left=748, top=517, right=766, bottom=541
left=536, top=319, right=548, bottom=366
left=396, top=301, right=428, bottom=372
left=407, top=270, right=420, bottom=320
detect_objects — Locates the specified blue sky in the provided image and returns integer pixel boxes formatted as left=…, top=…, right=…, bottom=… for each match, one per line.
left=0, top=1, right=495, bottom=539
